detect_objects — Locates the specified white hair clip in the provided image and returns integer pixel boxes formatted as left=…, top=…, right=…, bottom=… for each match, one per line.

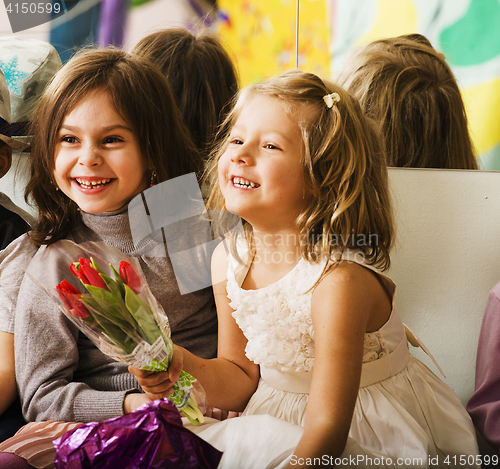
left=323, top=92, right=341, bottom=109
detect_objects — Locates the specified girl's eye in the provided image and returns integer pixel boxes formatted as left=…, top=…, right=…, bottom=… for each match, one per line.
left=265, top=143, right=281, bottom=150
left=103, top=136, right=123, bottom=144
left=230, top=138, right=243, bottom=145
left=61, top=136, right=78, bottom=143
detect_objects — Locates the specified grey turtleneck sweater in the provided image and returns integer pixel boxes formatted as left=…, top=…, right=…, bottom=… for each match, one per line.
left=13, top=208, right=217, bottom=423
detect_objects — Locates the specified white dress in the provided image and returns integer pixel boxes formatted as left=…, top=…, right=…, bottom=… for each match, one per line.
left=188, top=250, right=480, bottom=469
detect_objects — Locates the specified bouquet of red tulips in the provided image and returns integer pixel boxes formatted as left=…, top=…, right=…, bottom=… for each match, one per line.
left=35, top=240, right=205, bottom=425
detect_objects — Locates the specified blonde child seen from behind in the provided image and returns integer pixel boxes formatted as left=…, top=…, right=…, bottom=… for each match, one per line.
left=132, top=70, right=479, bottom=468
left=337, top=33, right=477, bottom=170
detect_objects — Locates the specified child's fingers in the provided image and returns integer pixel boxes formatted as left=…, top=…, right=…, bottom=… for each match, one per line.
left=139, top=377, right=175, bottom=395
left=128, top=366, right=156, bottom=378
left=168, top=345, right=183, bottom=383
left=139, top=375, right=176, bottom=400
left=133, top=370, right=170, bottom=388
left=137, top=378, right=176, bottom=399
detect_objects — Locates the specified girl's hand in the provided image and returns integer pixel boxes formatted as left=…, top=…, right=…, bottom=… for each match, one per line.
left=128, top=345, right=184, bottom=400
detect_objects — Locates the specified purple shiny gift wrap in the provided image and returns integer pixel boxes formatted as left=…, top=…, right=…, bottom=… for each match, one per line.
left=53, top=399, right=222, bottom=469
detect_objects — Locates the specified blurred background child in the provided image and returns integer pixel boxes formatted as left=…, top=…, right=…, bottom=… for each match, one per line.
left=337, top=33, right=478, bottom=170
left=0, top=68, right=32, bottom=444
left=132, top=28, right=239, bottom=167
left=0, top=36, right=61, bottom=443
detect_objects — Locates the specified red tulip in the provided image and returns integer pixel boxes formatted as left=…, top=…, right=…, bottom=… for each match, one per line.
left=70, top=262, right=88, bottom=284
left=119, top=261, right=142, bottom=294
left=56, top=279, right=90, bottom=318
left=71, top=258, right=108, bottom=290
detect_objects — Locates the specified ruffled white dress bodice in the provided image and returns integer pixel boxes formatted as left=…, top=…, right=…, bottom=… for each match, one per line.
left=226, top=250, right=408, bottom=420
left=228, top=256, right=319, bottom=374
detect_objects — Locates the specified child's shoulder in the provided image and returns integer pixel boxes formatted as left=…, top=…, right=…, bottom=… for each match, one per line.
left=316, top=251, right=394, bottom=295
left=312, top=258, right=392, bottom=331
left=211, top=234, right=251, bottom=274
left=212, top=239, right=229, bottom=264
left=315, top=259, right=379, bottom=297
left=211, top=239, right=230, bottom=284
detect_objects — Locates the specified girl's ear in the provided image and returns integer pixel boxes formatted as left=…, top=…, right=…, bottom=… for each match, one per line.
left=0, top=143, right=12, bottom=178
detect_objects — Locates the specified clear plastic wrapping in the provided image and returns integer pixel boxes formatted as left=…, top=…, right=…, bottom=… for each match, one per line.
left=29, top=239, right=205, bottom=425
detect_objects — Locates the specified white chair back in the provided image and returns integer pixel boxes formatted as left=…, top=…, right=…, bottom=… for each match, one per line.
left=388, top=168, right=500, bottom=407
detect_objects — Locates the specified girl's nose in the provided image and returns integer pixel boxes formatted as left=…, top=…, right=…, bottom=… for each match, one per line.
left=230, top=145, right=253, bottom=165
left=78, top=144, right=102, bottom=167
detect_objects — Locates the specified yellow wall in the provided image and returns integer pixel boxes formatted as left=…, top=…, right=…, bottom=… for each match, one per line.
left=217, top=0, right=331, bottom=86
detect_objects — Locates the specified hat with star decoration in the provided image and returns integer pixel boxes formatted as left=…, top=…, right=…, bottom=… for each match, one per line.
left=0, top=68, right=23, bottom=150
left=0, top=35, right=61, bottom=150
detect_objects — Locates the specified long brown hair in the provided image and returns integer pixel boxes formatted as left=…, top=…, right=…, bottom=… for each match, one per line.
left=132, top=28, right=239, bottom=162
left=338, top=34, right=477, bottom=169
left=206, top=70, right=393, bottom=271
left=26, top=47, right=200, bottom=245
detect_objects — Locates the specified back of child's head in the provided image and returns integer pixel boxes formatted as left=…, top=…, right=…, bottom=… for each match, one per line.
left=27, top=47, right=200, bottom=245
left=338, top=33, right=477, bottom=170
left=132, top=28, right=239, bottom=161
left=207, top=69, right=393, bottom=271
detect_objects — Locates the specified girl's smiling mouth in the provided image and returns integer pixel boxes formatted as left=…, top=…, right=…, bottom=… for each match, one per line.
left=74, top=178, right=114, bottom=189
left=232, top=177, right=260, bottom=188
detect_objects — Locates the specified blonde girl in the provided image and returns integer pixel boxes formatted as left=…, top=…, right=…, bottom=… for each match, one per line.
left=133, top=70, right=480, bottom=468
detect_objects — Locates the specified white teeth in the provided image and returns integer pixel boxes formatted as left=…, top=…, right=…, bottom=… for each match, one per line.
left=76, top=178, right=111, bottom=188
left=233, top=177, right=258, bottom=188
